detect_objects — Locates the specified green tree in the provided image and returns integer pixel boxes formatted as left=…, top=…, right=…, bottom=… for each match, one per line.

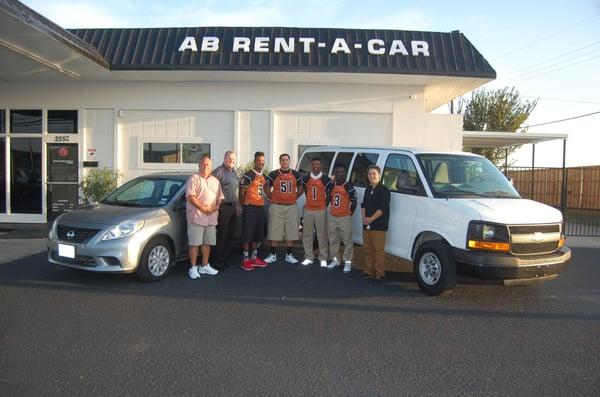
left=81, top=167, right=121, bottom=203
left=461, top=87, right=538, bottom=165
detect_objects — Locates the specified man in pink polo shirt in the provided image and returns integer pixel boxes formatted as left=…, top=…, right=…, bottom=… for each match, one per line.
left=186, top=155, right=224, bottom=279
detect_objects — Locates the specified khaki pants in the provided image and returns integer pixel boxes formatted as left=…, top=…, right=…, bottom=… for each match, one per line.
left=302, top=209, right=328, bottom=261
left=328, top=215, right=353, bottom=262
left=362, top=230, right=386, bottom=279
left=268, top=204, right=299, bottom=241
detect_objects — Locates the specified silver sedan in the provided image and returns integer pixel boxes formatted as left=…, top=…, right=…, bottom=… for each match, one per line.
left=47, top=173, right=192, bottom=281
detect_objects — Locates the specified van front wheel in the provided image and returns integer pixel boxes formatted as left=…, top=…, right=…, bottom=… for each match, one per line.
left=414, top=241, right=456, bottom=296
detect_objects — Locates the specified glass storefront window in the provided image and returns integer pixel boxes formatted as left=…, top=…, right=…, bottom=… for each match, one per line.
left=10, top=110, right=42, bottom=134
left=182, top=143, right=210, bottom=164
left=0, top=138, right=5, bottom=213
left=143, top=143, right=180, bottom=163
left=48, top=110, right=78, bottom=134
left=0, top=110, right=5, bottom=134
left=10, top=138, right=42, bottom=214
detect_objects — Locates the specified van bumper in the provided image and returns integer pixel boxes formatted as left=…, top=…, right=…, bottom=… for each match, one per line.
left=453, top=246, right=571, bottom=280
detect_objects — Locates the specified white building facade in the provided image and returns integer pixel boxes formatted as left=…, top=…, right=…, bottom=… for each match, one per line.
left=0, top=0, right=496, bottom=223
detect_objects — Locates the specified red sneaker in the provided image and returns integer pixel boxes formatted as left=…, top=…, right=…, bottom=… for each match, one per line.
left=252, top=257, right=268, bottom=268
left=241, top=259, right=255, bottom=271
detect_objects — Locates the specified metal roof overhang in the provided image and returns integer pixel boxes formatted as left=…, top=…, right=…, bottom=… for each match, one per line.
left=462, top=131, right=568, bottom=148
left=1, top=0, right=494, bottom=112
left=0, top=0, right=110, bottom=81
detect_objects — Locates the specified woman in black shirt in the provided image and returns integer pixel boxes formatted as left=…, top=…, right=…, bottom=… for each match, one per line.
left=360, top=165, right=390, bottom=282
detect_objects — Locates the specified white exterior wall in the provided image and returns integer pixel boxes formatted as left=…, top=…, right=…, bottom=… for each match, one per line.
left=0, top=79, right=461, bottom=176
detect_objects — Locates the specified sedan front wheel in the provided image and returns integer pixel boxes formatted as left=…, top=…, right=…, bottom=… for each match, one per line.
left=137, top=237, right=173, bottom=282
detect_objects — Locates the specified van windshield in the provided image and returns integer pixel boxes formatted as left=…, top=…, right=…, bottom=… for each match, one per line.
left=102, top=178, right=185, bottom=207
left=416, top=154, right=520, bottom=199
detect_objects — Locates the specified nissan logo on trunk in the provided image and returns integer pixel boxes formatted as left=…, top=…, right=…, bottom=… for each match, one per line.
left=66, top=231, right=75, bottom=239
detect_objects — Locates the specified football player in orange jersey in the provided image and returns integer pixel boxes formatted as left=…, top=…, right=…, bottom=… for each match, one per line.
left=239, top=151, right=269, bottom=271
left=300, top=157, right=332, bottom=267
left=264, top=153, right=303, bottom=264
left=327, top=164, right=357, bottom=273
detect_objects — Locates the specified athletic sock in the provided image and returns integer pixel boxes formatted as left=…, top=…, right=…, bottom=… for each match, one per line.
left=242, top=251, right=249, bottom=260
left=286, top=247, right=293, bottom=255
left=251, top=250, right=258, bottom=260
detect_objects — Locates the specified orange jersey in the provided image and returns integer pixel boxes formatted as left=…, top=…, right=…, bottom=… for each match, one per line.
left=241, top=170, right=266, bottom=206
left=330, top=182, right=356, bottom=217
left=302, top=174, right=330, bottom=210
left=268, top=170, right=301, bottom=205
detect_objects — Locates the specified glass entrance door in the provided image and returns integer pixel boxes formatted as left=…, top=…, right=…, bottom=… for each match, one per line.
left=10, top=138, right=43, bottom=215
left=46, top=143, right=79, bottom=221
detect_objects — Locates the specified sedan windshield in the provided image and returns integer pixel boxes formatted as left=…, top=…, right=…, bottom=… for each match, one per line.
left=102, top=178, right=185, bottom=207
left=416, top=154, right=520, bottom=199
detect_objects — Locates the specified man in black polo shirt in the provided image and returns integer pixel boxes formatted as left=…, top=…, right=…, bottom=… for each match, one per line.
left=212, top=150, right=240, bottom=269
left=361, top=165, right=390, bottom=282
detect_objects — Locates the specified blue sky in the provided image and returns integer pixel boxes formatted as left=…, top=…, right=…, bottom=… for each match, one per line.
left=22, top=0, right=600, bottom=167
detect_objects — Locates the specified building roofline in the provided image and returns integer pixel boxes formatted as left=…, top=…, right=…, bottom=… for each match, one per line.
left=0, top=0, right=110, bottom=69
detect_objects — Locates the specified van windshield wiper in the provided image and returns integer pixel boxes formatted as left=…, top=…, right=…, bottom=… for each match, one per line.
left=436, top=189, right=488, bottom=198
left=482, top=191, right=519, bottom=198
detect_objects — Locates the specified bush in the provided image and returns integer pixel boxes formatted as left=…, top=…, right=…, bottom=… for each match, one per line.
left=81, top=167, right=121, bottom=203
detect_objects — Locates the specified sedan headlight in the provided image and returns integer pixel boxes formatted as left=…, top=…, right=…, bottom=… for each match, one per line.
left=467, top=221, right=510, bottom=252
left=101, top=221, right=145, bottom=241
left=48, top=219, right=58, bottom=240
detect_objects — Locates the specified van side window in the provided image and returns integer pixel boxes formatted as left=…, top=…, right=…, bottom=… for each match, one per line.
left=383, top=154, right=424, bottom=195
left=298, top=151, right=335, bottom=175
left=350, top=153, right=379, bottom=187
left=331, top=152, right=354, bottom=179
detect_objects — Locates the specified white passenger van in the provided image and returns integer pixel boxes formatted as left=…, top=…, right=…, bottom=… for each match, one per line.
left=297, top=146, right=571, bottom=295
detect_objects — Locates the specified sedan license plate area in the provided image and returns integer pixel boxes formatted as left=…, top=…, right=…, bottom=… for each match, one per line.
left=58, top=243, right=75, bottom=259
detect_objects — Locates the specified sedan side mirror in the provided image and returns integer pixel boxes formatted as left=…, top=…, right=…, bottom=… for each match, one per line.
left=174, top=195, right=187, bottom=211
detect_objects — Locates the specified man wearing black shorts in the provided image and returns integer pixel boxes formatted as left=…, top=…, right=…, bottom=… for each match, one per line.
left=239, top=151, right=268, bottom=271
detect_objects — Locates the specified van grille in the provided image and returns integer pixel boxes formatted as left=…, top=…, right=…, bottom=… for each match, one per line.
left=512, top=241, right=559, bottom=255
left=509, top=224, right=561, bottom=256
left=509, top=225, right=560, bottom=234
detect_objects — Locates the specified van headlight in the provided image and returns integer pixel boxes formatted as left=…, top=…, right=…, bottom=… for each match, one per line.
left=101, top=221, right=145, bottom=241
left=467, top=221, right=510, bottom=252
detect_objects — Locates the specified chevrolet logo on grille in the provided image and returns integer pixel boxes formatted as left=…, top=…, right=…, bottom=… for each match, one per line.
left=531, top=232, right=545, bottom=242
left=66, top=231, right=75, bottom=239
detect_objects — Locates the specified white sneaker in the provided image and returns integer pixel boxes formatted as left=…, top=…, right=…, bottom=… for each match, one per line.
left=199, top=263, right=218, bottom=276
left=343, top=261, right=352, bottom=273
left=320, top=260, right=328, bottom=268
left=285, top=253, right=299, bottom=264
left=301, top=259, right=313, bottom=266
left=188, top=266, right=201, bottom=279
left=327, top=257, right=339, bottom=269
left=264, top=253, right=277, bottom=263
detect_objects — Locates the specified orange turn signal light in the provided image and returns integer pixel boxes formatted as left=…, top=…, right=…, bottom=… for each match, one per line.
left=558, top=236, right=566, bottom=248
left=468, top=240, right=510, bottom=252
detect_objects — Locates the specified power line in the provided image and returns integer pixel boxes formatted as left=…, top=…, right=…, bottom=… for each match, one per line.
left=500, top=11, right=600, bottom=57
left=506, top=46, right=600, bottom=80
left=508, top=52, right=600, bottom=83
left=503, top=40, right=600, bottom=78
left=521, top=96, right=600, bottom=105
left=527, top=110, right=600, bottom=128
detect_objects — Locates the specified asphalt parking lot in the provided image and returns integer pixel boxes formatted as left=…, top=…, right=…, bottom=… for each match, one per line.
left=0, top=238, right=599, bottom=396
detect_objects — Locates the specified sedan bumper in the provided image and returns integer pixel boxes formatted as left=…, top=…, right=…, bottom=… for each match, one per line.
left=47, top=235, right=144, bottom=273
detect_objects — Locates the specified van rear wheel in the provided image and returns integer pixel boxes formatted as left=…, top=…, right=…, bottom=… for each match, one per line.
left=414, top=241, right=456, bottom=296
